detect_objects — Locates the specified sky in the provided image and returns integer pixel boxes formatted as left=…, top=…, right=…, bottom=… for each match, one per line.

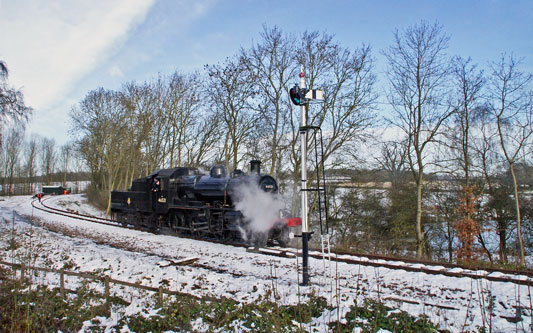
left=1, top=0, right=532, bottom=145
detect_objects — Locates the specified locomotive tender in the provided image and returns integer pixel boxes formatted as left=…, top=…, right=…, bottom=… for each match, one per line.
left=110, top=160, right=300, bottom=247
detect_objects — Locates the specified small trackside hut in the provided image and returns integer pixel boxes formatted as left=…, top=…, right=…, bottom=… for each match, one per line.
left=41, top=185, right=71, bottom=195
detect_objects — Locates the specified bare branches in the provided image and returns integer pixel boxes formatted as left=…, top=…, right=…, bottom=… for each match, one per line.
left=445, top=56, right=486, bottom=182
left=206, top=56, right=257, bottom=170
left=490, top=55, right=533, bottom=164
left=488, top=54, right=533, bottom=266
left=69, top=71, right=220, bottom=209
left=383, top=21, right=453, bottom=258
left=384, top=21, right=452, bottom=147
left=240, top=25, right=296, bottom=176
left=0, top=61, right=8, bottom=79
left=1, top=128, right=24, bottom=195
left=0, top=60, right=33, bottom=143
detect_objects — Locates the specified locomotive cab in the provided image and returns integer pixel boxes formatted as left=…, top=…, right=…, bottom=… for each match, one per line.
left=152, top=167, right=201, bottom=213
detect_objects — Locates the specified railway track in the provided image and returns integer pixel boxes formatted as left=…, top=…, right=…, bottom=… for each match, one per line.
left=33, top=195, right=533, bottom=286
left=34, top=196, right=122, bottom=226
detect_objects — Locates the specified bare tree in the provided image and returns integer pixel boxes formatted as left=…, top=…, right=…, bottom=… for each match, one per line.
left=449, top=57, right=485, bottom=185
left=120, top=82, right=155, bottom=182
left=284, top=30, right=377, bottom=218
left=206, top=56, right=257, bottom=170
left=141, top=77, right=172, bottom=172
left=488, top=54, right=533, bottom=266
left=70, top=147, right=87, bottom=194
left=240, top=25, right=297, bottom=176
left=23, top=135, right=38, bottom=194
left=376, top=139, right=409, bottom=188
left=1, top=128, right=23, bottom=195
left=121, top=79, right=172, bottom=176
left=445, top=57, right=486, bottom=262
left=39, top=137, right=56, bottom=185
left=298, top=34, right=377, bottom=165
left=59, top=143, right=73, bottom=185
left=473, top=107, right=512, bottom=263
left=184, top=110, right=221, bottom=167
left=71, top=73, right=222, bottom=209
left=383, top=21, right=453, bottom=258
left=119, top=73, right=220, bottom=173
left=163, top=72, right=209, bottom=167
left=0, top=60, right=32, bottom=144
left=70, top=88, right=131, bottom=210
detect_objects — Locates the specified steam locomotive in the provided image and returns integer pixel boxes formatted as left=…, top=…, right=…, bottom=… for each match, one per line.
left=110, top=160, right=300, bottom=247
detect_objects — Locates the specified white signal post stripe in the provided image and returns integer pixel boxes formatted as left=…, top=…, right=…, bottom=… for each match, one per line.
left=300, top=67, right=308, bottom=234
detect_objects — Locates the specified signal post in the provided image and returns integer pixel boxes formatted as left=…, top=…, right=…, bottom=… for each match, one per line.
left=289, top=66, right=322, bottom=286
left=299, top=67, right=310, bottom=286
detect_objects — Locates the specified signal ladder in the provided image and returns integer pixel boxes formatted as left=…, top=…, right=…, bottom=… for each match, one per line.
left=300, top=125, right=331, bottom=270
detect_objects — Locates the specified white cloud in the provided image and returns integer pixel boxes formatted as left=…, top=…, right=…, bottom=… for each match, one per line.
left=0, top=0, right=155, bottom=114
left=0, top=0, right=221, bottom=144
left=109, top=65, right=124, bottom=78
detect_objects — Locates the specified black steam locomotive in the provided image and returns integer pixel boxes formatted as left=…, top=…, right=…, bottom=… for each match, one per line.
left=110, top=160, right=300, bottom=247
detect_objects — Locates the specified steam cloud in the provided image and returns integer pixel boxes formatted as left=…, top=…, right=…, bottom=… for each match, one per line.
left=233, top=181, right=285, bottom=236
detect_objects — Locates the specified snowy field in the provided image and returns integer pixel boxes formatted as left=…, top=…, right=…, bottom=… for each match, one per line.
left=1, top=194, right=532, bottom=332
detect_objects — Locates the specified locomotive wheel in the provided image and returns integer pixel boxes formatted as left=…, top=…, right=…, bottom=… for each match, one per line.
left=276, top=225, right=290, bottom=247
left=150, top=213, right=161, bottom=234
left=250, top=231, right=268, bottom=248
left=223, top=230, right=237, bottom=242
left=133, top=213, right=143, bottom=229
left=116, top=213, right=128, bottom=227
left=169, top=212, right=184, bottom=234
left=126, top=213, right=136, bottom=227
left=193, top=230, right=206, bottom=237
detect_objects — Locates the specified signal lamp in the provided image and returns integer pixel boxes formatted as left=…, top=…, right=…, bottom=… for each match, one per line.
left=289, top=85, right=305, bottom=106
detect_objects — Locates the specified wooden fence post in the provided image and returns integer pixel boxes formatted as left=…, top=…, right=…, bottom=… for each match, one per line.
left=60, top=270, right=65, bottom=298
left=105, top=276, right=110, bottom=302
left=158, top=286, right=163, bottom=307
left=104, top=276, right=111, bottom=314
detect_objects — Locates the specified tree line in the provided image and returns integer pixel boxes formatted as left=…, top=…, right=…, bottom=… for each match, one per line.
left=2, top=21, right=533, bottom=265
left=68, top=26, right=377, bottom=216
left=0, top=60, right=85, bottom=195
left=328, top=21, right=533, bottom=265
left=0, top=132, right=86, bottom=195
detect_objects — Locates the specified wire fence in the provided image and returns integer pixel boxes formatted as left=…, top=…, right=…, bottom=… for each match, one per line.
left=2, top=209, right=200, bottom=306
left=0, top=260, right=191, bottom=306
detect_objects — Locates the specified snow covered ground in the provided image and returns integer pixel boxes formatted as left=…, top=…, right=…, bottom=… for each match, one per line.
left=1, top=194, right=532, bottom=332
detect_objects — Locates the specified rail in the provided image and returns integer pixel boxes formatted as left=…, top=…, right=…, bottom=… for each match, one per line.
left=28, top=196, right=533, bottom=287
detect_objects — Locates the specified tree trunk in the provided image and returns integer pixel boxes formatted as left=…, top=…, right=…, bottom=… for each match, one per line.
left=447, top=220, right=453, bottom=262
left=509, top=163, right=525, bottom=265
left=415, top=172, right=424, bottom=258
left=498, top=223, right=508, bottom=264
left=477, top=233, right=493, bottom=264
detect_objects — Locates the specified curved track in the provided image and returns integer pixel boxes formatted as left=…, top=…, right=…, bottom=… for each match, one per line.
left=33, top=195, right=533, bottom=286
left=34, top=197, right=122, bottom=225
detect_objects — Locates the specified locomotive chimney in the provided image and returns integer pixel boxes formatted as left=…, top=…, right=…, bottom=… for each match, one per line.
left=250, top=160, right=261, bottom=175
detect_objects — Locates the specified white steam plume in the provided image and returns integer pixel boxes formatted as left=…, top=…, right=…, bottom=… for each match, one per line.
left=233, top=181, right=285, bottom=235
